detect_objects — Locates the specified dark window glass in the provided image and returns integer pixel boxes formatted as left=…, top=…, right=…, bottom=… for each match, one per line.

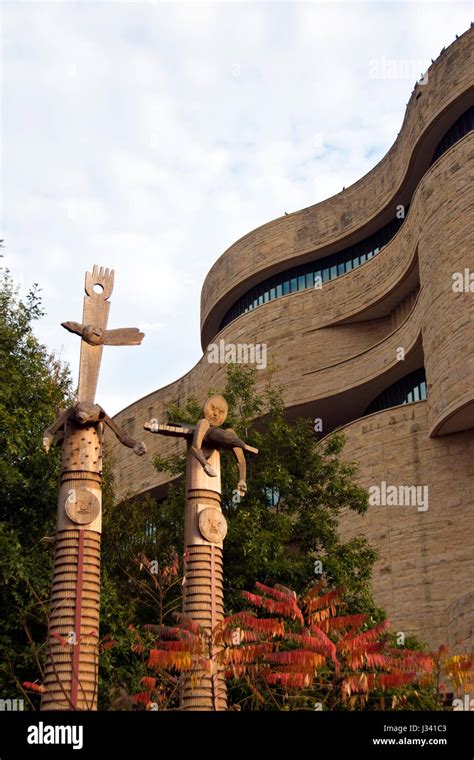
left=219, top=204, right=408, bottom=330
left=364, top=368, right=427, bottom=416
left=431, top=106, right=474, bottom=164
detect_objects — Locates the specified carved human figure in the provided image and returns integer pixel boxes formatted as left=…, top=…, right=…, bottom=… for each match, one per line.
left=43, top=401, right=146, bottom=456
left=190, top=395, right=249, bottom=496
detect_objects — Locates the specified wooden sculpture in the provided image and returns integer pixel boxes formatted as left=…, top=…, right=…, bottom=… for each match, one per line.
left=41, top=266, right=146, bottom=710
left=144, top=395, right=258, bottom=710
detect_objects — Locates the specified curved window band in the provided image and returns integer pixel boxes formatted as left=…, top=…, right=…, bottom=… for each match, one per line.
left=218, top=106, right=473, bottom=334
left=431, top=106, right=473, bottom=164
left=219, top=215, right=404, bottom=331
left=364, top=368, right=427, bottom=416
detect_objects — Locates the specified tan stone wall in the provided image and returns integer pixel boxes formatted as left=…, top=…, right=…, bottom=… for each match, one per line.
left=337, top=403, right=474, bottom=649
left=108, top=30, right=474, bottom=649
left=110, top=134, right=473, bottom=500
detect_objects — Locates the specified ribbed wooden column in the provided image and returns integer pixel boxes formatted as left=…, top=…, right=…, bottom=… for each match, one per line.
left=181, top=448, right=227, bottom=710
left=41, top=420, right=102, bottom=711
left=41, top=530, right=100, bottom=709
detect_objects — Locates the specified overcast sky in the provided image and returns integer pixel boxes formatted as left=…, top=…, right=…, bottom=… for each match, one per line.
left=2, top=0, right=471, bottom=415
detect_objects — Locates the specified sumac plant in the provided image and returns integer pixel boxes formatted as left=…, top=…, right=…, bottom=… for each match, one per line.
left=131, top=582, right=436, bottom=711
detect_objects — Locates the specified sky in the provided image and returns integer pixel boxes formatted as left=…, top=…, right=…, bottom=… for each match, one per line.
left=2, top=0, right=472, bottom=415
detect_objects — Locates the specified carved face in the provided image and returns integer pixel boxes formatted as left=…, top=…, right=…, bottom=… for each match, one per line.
left=198, top=507, right=228, bottom=543
left=203, top=395, right=228, bottom=427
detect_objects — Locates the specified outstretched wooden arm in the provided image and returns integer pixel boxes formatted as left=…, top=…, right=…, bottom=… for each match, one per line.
left=43, top=403, right=146, bottom=456
left=43, top=408, right=72, bottom=452
left=191, top=418, right=218, bottom=477
left=233, top=446, right=247, bottom=496
left=98, top=407, right=147, bottom=456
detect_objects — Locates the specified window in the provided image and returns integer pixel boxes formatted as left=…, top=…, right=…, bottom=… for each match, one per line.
left=364, top=368, right=427, bottom=416
left=219, top=213, right=405, bottom=330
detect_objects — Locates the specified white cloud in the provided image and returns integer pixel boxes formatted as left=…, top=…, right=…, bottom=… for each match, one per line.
left=2, top=0, right=472, bottom=414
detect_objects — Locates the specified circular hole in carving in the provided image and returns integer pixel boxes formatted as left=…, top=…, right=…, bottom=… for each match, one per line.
left=93, top=283, right=104, bottom=294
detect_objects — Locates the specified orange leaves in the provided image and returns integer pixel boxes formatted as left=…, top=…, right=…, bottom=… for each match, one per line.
left=323, top=614, right=368, bottom=634
left=377, top=672, right=415, bottom=690
left=287, top=632, right=334, bottom=657
left=307, top=625, right=338, bottom=664
left=133, top=690, right=152, bottom=705
left=148, top=648, right=193, bottom=672
left=242, top=589, right=304, bottom=625
left=50, top=631, right=69, bottom=647
left=365, top=653, right=393, bottom=670
left=129, top=580, right=447, bottom=711
left=22, top=681, right=46, bottom=694
left=141, top=676, right=157, bottom=690
left=304, top=587, right=342, bottom=613
left=266, top=650, right=325, bottom=670
left=388, top=649, right=434, bottom=675
left=443, top=654, right=473, bottom=688
left=226, top=643, right=273, bottom=665
left=339, top=620, right=390, bottom=652
left=255, top=582, right=296, bottom=603
left=221, top=611, right=285, bottom=637
left=342, top=673, right=376, bottom=701
left=265, top=672, right=310, bottom=689
left=100, top=635, right=118, bottom=653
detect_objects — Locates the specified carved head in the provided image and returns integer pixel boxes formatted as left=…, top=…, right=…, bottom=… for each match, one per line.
left=74, top=402, right=101, bottom=424
left=203, top=395, right=228, bottom=427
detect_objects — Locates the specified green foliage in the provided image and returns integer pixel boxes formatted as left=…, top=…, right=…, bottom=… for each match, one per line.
left=0, top=271, right=72, bottom=702
left=150, top=364, right=379, bottom=615
left=0, top=271, right=72, bottom=539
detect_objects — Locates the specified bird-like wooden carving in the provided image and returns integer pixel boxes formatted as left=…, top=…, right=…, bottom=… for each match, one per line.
left=61, top=321, right=144, bottom=346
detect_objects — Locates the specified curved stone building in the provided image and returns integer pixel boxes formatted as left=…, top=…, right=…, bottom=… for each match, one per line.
left=110, top=28, right=474, bottom=649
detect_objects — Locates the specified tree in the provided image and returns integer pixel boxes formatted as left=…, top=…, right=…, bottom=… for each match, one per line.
left=0, top=270, right=72, bottom=702
left=152, top=363, right=379, bottom=615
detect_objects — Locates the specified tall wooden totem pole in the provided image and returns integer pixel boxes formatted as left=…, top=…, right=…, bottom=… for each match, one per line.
left=144, top=395, right=258, bottom=710
left=41, top=265, right=146, bottom=710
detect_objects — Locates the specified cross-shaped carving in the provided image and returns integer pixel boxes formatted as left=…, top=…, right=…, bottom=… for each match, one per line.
left=40, top=265, right=146, bottom=711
